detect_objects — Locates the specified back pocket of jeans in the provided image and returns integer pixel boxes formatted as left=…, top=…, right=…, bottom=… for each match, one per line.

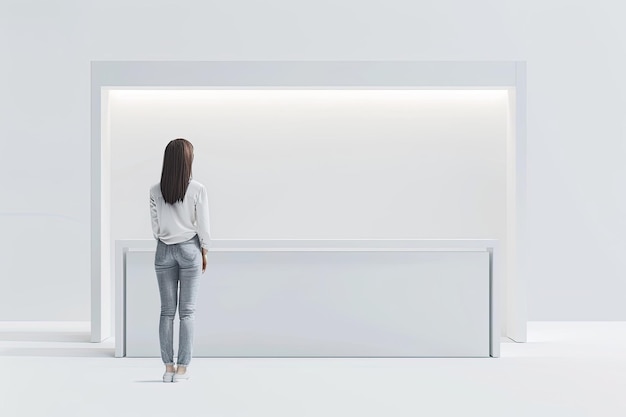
left=179, top=244, right=199, bottom=261
left=155, top=241, right=167, bottom=263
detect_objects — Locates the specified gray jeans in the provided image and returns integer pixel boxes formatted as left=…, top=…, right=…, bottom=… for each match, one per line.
left=154, top=235, right=202, bottom=366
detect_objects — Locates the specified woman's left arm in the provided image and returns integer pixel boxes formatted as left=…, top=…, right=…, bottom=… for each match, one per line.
left=150, top=189, right=159, bottom=240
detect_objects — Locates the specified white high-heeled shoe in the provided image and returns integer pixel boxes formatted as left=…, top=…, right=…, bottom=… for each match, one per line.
left=163, top=371, right=175, bottom=383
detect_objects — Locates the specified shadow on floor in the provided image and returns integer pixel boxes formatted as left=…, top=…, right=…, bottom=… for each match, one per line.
left=134, top=380, right=167, bottom=383
left=0, top=331, right=91, bottom=343
left=0, top=347, right=115, bottom=357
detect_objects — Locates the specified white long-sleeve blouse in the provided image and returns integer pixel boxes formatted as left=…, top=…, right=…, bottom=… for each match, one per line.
left=150, top=179, right=211, bottom=250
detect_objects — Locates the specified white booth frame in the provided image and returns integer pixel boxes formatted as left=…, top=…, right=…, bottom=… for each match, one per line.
left=90, top=60, right=527, bottom=344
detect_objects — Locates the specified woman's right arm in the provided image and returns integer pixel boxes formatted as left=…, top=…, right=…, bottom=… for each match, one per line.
left=196, top=185, right=212, bottom=251
left=196, top=185, right=211, bottom=273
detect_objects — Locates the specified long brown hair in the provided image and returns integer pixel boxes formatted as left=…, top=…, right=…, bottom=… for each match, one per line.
left=160, top=138, right=194, bottom=204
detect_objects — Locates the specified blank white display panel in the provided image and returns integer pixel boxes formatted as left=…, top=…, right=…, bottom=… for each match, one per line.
left=125, top=248, right=491, bottom=357
left=109, top=89, right=508, bottom=242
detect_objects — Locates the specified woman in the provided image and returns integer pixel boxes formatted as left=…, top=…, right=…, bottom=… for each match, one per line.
left=150, top=138, right=211, bottom=383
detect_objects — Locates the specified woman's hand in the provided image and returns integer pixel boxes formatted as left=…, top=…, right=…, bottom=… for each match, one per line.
left=202, top=248, right=208, bottom=273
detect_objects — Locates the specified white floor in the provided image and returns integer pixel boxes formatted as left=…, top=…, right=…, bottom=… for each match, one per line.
left=1, top=322, right=625, bottom=417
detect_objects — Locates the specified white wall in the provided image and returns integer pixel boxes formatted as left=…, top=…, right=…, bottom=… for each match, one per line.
left=1, top=0, right=626, bottom=321
left=109, top=89, right=508, bottom=242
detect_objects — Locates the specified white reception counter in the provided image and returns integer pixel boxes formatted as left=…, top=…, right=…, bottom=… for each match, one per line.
left=115, top=239, right=500, bottom=358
